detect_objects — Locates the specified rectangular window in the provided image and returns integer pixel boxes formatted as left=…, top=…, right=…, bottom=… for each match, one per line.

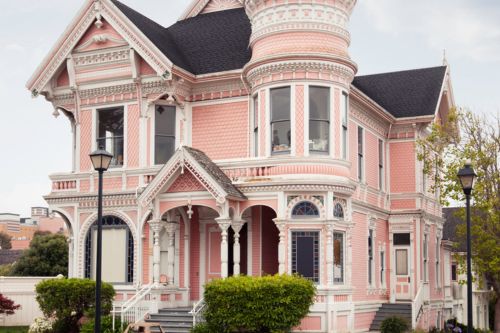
left=97, top=107, right=124, bottom=167
left=451, top=264, right=457, bottom=281
left=334, top=232, right=344, bottom=284
left=271, top=87, right=291, bottom=154
left=342, top=92, right=348, bottom=159
left=309, top=86, right=330, bottom=153
left=291, top=231, right=320, bottom=283
left=253, top=95, right=259, bottom=157
left=393, top=233, right=411, bottom=246
left=423, top=234, right=429, bottom=281
left=396, top=249, right=409, bottom=275
left=379, top=139, right=384, bottom=190
left=380, top=250, right=385, bottom=286
left=154, top=105, right=176, bottom=165
left=368, top=229, right=373, bottom=285
left=436, top=237, right=441, bottom=287
left=358, top=126, right=364, bottom=180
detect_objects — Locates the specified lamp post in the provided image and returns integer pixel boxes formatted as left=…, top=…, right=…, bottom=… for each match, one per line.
left=457, top=160, right=477, bottom=333
left=89, top=148, right=113, bottom=333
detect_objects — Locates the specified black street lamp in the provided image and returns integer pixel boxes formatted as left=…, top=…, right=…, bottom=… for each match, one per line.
left=457, top=160, right=477, bottom=333
left=89, top=147, right=113, bottom=333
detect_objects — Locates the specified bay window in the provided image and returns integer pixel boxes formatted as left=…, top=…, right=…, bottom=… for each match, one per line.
left=155, top=105, right=176, bottom=165
left=97, top=107, right=124, bottom=167
left=271, top=87, right=291, bottom=154
left=309, top=86, right=330, bottom=153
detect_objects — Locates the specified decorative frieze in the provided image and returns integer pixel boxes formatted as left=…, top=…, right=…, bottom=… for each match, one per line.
left=73, top=48, right=130, bottom=67
left=78, top=82, right=137, bottom=99
left=239, top=184, right=355, bottom=195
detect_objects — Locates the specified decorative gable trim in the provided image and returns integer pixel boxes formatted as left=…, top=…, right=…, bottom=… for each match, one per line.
left=27, top=0, right=172, bottom=96
left=139, top=147, right=233, bottom=207
left=180, top=0, right=243, bottom=20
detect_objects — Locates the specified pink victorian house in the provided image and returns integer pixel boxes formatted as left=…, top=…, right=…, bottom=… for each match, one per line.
left=27, top=0, right=459, bottom=331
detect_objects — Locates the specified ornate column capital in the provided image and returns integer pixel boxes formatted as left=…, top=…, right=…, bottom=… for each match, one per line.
left=165, top=222, right=178, bottom=235
left=215, top=217, right=232, bottom=232
left=231, top=219, right=245, bottom=234
left=148, top=219, right=165, bottom=233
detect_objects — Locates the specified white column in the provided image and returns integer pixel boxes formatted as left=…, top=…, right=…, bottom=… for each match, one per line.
left=148, top=220, right=164, bottom=286
left=67, top=236, right=74, bottom=278
left=273, top=219, right=286, bottom=274
left=231, top=221, right=244, bottom=276
left=326, top=223, right=335, bottom=285
left=165, top=222, right=177, bottom=285
left=216, top=218, right=231, bottom=278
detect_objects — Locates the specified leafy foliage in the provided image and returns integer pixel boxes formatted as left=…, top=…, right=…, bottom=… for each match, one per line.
left=0, top=232, right=12, bottom=250
left=380, top=316, right=409, bottom=333
left=11, top=233, right=68, bottom=277
left=35, top=278, right=115, bottom=333
left=417, top=108, right=500, bottom=332
left=28, top=317, right=54, bottom=333
left=0, top=293, right=21, bottom=315
left=201, top=274, right=316, bottom=333
left=80, top=315, right=122, bottom=333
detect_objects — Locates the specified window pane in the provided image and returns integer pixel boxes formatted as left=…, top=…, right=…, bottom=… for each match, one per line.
left=272, top=121, right=291, bottom=152
left=253, top=95, right=259, bottom=128
left=155, top=136, right=175, bottom=165
left=309, top=121, right=329, bottom=152
left=309, top=86, right=329, bottom=120
left=393, top=233, right=411, bottom=245
left=97, top=108, right=124, bottom=166
left=342, top=92, right=348, bottom=124
left=155, top=105, right=176, bottom=136
left=396, top=249, right=408, bottom=275
left=334, top=232, right=344, bottom=283
left=342, top=126, right=347, bottom=159
left=271, top=87, right=291, bottom=121
left=358, top=127, right=363, bottom=152
left=292, top=231, right=320, bottom=283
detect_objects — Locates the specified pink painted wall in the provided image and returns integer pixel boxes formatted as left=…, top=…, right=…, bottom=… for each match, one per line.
left=79, top=109, right=92, bottom=171
left=189, top=208, right=200, bottom=300
left=261, top=206, right=278, bottom=275
left=251, top=206, right=261, bottom=276
left=294, top=315, right=322, bottom=331
left=354, top=312, right=376, bottom=331
left=295, top=85, right=305, bottom=156
left=192, top=101, right=249, bottom=160
left=75, top=19, right=125, bottom=52
left=390, top=141, right=416, bottom=193
left=142, top=222, right=150, bottom=284
left=127, top=104, right=140, bottom=168
left=365, top=130, right=379, bottom=189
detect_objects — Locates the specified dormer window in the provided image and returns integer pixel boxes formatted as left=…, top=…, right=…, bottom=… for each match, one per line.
left=155, top=105, right=176, bottom=165
left=271, top=87, right=291, bottom=154
left=97, top=107, right=124, bottom=167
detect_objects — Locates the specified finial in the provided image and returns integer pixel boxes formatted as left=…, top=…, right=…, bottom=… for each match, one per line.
left=442, top=49, right=448, bottom=66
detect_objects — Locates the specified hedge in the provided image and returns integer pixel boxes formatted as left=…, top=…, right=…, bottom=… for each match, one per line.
left=201, top=274, right=316, bottom=333
left=36, top=278, right=115, bottom=333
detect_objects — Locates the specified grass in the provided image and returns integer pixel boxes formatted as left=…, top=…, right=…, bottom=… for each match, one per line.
left=0, top=327, right=29, bottom=333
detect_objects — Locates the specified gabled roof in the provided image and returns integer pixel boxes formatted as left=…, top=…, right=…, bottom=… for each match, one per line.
left=139, top=146, right=245, bottom=207
left=111, top=0, right=251, bottom=75
left=352, top=66, right=447, bottom=118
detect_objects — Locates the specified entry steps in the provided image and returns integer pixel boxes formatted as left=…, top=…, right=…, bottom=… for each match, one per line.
left=369, top=303, right=412, bottom=331
left=146, top=307, right=193, bottom=333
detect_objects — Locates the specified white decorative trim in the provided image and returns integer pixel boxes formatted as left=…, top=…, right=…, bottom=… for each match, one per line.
left=73, top=47, right=130, bottom=67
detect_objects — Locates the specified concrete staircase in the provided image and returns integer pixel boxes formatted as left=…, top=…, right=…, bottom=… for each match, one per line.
left=369, top=303, right=412, bottom=331
left=146, top=307, right=193, bottom=333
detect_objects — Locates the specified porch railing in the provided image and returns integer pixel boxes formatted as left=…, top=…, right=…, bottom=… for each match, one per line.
left=112, top=284, right=154, bottom=331
left=412, top=283, right=425, bottom=328
left=189, top=298, right=206, bottom=326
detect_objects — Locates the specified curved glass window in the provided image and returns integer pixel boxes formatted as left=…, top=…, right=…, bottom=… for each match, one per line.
left=292, top=202, right=319, bottom=217
left=85, top=216, right=134, bottom=283
left=309, top=86, right=330, bottom=153
left=333, top=203, right=344, bottom=219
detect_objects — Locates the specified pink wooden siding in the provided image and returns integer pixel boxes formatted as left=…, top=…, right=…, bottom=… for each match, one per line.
left=390, top=141, right=416, bottom=193
left=79, top=110, right=92, bottom=171
left=261, top=207, right=278, bottom=275
left=189, top=209, right=200, bottom=301
left=127, top=104, right=140, bottom=168
left=295, top=85, right=305, bottom=156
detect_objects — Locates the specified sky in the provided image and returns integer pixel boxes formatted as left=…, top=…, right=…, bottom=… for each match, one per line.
left=0, top=0, right=499, bottom=216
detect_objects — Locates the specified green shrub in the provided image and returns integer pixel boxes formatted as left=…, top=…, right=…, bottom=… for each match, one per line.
left=191, top=323, right=212, bottom=333
left=380, top=316, right=410, bottom=333
left=203, top=274, right=316, bottom=333
left=80, top=315, right=122, bottom=333
left=35, top=278, right=115, bottom=333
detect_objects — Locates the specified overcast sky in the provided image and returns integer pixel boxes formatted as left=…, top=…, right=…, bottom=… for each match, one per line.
left=0, top=0, right=499, bottom=216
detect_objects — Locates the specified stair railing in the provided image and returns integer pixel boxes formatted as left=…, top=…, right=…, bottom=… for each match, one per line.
left=112, top=284, right=154, bottom=331
left=412, top=283, right=425, bottom=328
left=190, top=298, right=207, bottom=326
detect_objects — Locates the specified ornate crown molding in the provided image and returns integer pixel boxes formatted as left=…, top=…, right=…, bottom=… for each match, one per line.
left=73, top=47, right=130, bottom=67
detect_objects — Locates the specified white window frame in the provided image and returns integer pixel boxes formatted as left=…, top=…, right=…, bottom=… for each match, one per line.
left=380, top=250, right=386, bottom=287
left=308, top=85, right=330, bottom=155
left=342, top=92, right=349, bottom=160
left=270, top=86, right=292, bottom=156
left=93, top=104, right=128, bottom=169
left=149, top=102, right=181, bottom=166
left=252, top=94, right=259, bottom=157
left=368, top=228, right=375, bottom=286
left=436, top=236, right=441, bottom=288
left=153, top=104, right=177, bottom=165
left=358, top=126, right=364, bottom=181
left=333, top=231, right=345, bottom=284
left=423, top=233, right=429, bottom=282
left=379, top=139, right=384, bottom=190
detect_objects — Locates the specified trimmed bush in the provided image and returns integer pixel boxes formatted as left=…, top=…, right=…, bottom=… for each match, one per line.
left=380, top=316, right=410, bottom=333
left=202, top=274, right=316, bottom=333
left=36, top=278, right=115, bottom=333
left=80, top=315, right=122, bottom=333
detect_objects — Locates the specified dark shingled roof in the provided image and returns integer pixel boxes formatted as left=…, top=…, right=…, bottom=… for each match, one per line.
left=353, top=66, right=447, bottom=118
left=111, top=1, right=446, bottom=118
left=443, top=207, right=466, bottom=252
left=111, top=0, right=251, bottom=75
left=184, top=147, right=246, bottom=200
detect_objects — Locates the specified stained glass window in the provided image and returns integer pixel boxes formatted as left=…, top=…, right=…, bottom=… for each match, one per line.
left=333, top=203, right=344, bottom=219
left=292, top=202, right=319, bottom=217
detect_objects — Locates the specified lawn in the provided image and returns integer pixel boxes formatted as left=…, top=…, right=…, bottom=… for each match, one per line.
left=0, top=327, right=29, bottom=333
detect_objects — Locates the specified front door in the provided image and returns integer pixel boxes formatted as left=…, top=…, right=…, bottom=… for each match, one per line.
left=395, top=247, right=411, bottom=300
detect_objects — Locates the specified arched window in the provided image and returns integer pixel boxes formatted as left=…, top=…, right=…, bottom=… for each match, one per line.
left=85, top=216, right=134, bottom=283
left=333, top=203, right=344, bottom=219
left=292, top=202, right=319, bottom=218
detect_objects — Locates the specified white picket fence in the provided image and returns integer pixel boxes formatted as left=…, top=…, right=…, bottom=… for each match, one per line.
left=0, top=276, right=56, bottom=326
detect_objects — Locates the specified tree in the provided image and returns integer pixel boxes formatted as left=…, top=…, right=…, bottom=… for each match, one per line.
left=11, top=233, right=68, bottom=276
left=0, top=293, right=21, bottom=315
left=0, top=231, right=12, bottom=250
left=418, top=108, right=500, bottom=333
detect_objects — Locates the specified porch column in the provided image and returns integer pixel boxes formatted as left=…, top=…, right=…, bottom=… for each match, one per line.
left=148, top=219, right=164, bottom=286
left=216, top=218, right=231, bottom=278
left=273, top=219, right=286, bottom=274
left=231, top=220, right=244, bottom=276
left=165, top=222, right=177, bottom=285
left=326, top=223, right=335, bottom=285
